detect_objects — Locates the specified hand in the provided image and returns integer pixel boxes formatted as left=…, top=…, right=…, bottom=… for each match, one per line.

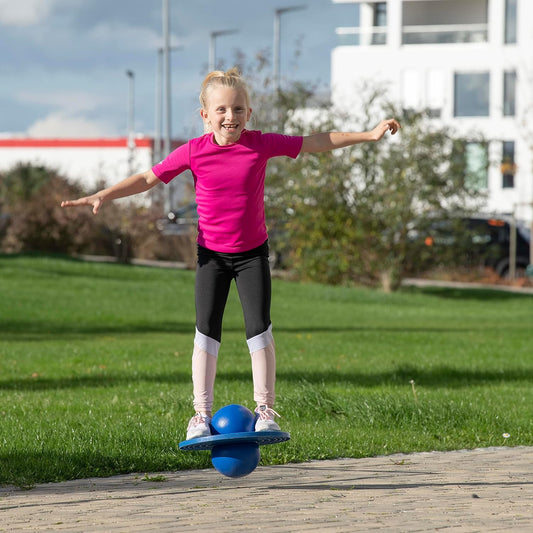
left=370, top=119, right=401, bottom=141
left=61, top=195, right=103, bottom=215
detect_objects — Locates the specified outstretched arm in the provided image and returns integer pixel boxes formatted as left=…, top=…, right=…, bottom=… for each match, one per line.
left=61, top=169, right=160, bottom=215
left=300, top=119, right=400, bottom=154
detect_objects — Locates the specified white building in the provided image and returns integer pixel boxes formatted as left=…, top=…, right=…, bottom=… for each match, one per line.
left=0, top=137, right=153, bottom=191
left=331, top=0, right=533, bottom=223
left=0, top=136, right=192, bottom=210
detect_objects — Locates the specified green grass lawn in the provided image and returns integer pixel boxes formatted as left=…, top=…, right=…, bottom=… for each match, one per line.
left=1, top=254, right=532, bottom=487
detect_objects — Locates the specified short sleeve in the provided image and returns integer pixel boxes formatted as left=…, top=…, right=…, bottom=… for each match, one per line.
left=260, top=133, right=303, bottom=159
left=152, top=142, right=191, bottom=184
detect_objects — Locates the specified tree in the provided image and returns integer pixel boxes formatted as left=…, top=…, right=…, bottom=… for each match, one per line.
left=261, top=87, right=485, bottom=291
left=0, top=164, right=101, bottom=254
left=0, top=163, right=53, bottom=207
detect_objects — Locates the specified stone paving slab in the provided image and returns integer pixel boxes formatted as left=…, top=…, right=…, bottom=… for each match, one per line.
left=1, top=447, right=532, bottom=532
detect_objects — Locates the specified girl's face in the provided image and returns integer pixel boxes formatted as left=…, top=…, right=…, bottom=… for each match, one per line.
left=200, top=86, right=252, bottom=146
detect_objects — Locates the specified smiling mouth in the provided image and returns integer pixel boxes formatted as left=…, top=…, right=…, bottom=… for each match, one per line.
left=222, top=124, right=238, bottom=130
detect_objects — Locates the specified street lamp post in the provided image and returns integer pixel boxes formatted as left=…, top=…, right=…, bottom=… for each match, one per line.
left=162, top=0, right=171, bottom=161
left=155, top=46, right=181, bottom=166
left=273, top=6, right=306, bottom=93
left=154, top=51, right=163, bottom=167
left=209, top=29, right=239, bottom=72
left=125, top=69, right=135, bottom=176
left=162, top=0, right=173, bottom=214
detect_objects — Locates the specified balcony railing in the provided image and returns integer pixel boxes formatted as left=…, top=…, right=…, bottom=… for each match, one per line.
left=402, top=24, right=488, bottom=44
left=336, top=26, right=387, bottom=46
left=336, top=23, right=488, bottom=46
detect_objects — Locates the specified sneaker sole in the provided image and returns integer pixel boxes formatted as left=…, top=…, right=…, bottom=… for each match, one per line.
left=254, top=422, right=281, bottom=432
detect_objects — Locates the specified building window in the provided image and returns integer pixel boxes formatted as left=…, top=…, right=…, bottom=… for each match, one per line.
left=454, top=72, right=490, bottom=117
left=501, top=141, right=516, bottom=188
left=402, top=0, right=488, bottom=45
left=505, top=0, right=517, bottom=44
left=374, top=2, right=387, bottom=26
left=465, top=142, right=489, bottom=189
left=503, top=71, right=516, bottom=116
left=372, top=2, right=387, bottom=45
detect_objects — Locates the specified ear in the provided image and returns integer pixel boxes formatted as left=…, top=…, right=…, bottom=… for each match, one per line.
left=247, top=108, right=252, bottom=121
left=200, top=109, right=208, bottom=121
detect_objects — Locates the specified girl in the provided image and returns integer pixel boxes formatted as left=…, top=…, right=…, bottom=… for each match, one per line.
left=61, top=68, right=400, bottom=440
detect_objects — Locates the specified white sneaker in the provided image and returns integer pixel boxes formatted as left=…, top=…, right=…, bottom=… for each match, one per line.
left=186, top=413, right=212, bottom=440
left=254, top=405, right=281, bottom=432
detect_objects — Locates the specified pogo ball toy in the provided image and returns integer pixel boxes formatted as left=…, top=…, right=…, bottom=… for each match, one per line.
left=211, top=442, right=260, bottom=478
left=179, top=403, right=290, bottom=478
left=211, top=404, right=256, bottom=434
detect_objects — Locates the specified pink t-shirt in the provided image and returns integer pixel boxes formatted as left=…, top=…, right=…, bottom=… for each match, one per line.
left=152, top=130, right=303, bottom=253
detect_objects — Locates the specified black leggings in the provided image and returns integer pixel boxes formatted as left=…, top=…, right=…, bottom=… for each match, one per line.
left=195, top=241, right=271, bottom=343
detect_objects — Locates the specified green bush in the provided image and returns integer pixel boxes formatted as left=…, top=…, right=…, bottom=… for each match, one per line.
left=0, top=164, right=188, bottom=263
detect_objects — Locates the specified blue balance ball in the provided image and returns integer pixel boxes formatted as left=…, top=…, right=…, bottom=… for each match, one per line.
left=211, top=443, right=260, bottom=478
left=211, top=404, right=256, bottom=435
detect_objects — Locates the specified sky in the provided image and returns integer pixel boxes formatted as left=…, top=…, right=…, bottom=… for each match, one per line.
left=0, top=0, right=358, bottom=140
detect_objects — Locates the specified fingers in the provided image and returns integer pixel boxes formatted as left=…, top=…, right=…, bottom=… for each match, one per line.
left=60, top=197, right=101, bottom=214
left=61, top=200, right=80, bottom=208
left=372, top=120, right=394, bottom=141
left=385, top=119, right=401, bottom=135
left=61, top=197, right=90, bottom=207
left=371, top=119, right=400, bottom=141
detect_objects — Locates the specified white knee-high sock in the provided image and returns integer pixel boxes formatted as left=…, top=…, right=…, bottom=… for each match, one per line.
left=250, top=340, right=276, bottom=407
left=191, top=343, right=217, bottom=415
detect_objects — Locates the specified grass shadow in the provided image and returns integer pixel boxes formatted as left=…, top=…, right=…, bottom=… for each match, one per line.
left=217, top=365, right=533, bottom=389
left=0, top=319, right=194, bottom=342
left=0, top=370, right=192, bottom=391
left=1, top=361, right=531, bottom=392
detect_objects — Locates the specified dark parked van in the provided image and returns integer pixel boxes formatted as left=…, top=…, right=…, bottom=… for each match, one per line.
left=423, top=215, right=531, bottom=278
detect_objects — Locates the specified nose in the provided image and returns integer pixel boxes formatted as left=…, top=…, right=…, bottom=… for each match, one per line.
left=225, top=108, right=235, bottom=121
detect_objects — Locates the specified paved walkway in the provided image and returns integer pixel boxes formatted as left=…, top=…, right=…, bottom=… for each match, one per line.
left=402, top=277, right=533, bottom=295
left=1, top=446, right=531, bottom=532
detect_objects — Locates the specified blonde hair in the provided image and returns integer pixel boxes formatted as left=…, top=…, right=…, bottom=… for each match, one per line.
left=199, top=67, right=251, bottom=110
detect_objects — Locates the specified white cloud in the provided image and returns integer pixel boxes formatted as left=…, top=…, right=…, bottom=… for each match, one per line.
left=86, top=22, right=164, bottom=52
left=26, top=111, right=116, bottom=138
left=0, top=0, right=69, bottom=27
left=17, top=89, right=106, bottom=113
